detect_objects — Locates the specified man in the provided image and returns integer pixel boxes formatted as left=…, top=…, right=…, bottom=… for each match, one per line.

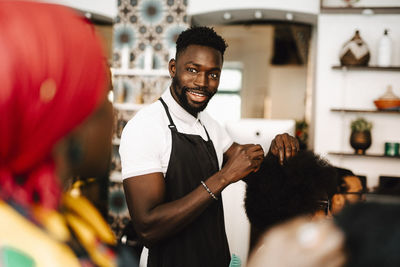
left=331, top=168, right=366, bottom=215
left=119, top=26, right=298, bottom=267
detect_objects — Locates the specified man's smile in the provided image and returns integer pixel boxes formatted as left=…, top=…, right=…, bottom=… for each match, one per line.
left=185, top=88, right=209, bottom=103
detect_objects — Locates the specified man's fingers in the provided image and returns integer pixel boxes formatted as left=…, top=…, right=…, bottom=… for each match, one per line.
left=271, top=135, right=284, bottom=164
left=251, top=157, right=263, bottom=173
left=286, top=146, right=292, bottom=159
left=291, top=135, right=300, bottom=157
left=281, top=134, right=294, bottom=159
left=273, top=133, right=300, bottom=162
left=292, top=144, right=298, bottom=157
left=247, top=144, right=264, bottom=153
left=279, top=149, right=284, bottom=165
left=290, top=143, right=297, bottom=157
left=253, top=166, right=261, bottom=173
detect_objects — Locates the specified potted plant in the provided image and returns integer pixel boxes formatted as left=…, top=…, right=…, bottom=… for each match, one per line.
left=295, top=119, right=308, bottom=150
left=350, top=117, right=373, bottom=155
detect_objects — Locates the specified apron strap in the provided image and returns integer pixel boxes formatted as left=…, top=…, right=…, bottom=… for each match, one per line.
left=159, top=97, right=177, bottom=131
left=159, top=97, right=212, bottom=141
left=199, top=119, right=212, bottom=142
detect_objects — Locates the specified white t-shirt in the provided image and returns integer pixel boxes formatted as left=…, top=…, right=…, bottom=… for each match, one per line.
left=119, top=88, right=233, bottom=179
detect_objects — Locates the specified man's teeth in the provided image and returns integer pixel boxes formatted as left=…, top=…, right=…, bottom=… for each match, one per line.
left=189, top=91, right=205, bottom=97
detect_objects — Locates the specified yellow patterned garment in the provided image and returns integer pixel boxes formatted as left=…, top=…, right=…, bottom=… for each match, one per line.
left=0, top=193, right=117, bottom=267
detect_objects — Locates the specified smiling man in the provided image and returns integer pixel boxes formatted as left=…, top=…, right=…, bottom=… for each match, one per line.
left=119, top=26, right=299, bottom=267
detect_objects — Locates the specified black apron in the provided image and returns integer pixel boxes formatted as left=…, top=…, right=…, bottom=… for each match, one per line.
left=147, top=98, right=231, bottom=267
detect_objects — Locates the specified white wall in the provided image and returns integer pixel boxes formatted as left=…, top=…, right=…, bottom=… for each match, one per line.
left=214, top=25, right=274, bottom=118
left=268, top=66, right=307, bottom=120
left=188, top=0, right=319, bottom=15
left=314, top=14, right=400, bottom=188
left=214, top=25, right=308, bottom=120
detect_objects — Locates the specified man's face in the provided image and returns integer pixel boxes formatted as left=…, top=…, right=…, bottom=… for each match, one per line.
left=331, top=175, right=365, bottom=215
left=169, top=44, right=223, bottom=117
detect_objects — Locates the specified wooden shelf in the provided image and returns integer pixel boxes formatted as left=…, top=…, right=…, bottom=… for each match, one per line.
left=321, top=7, right=400, bottom=15
left=111, top=68, right=170, bottom=77
left=328, top=152, right=400, bottom=159
left=332, top=65, right=400, bottom=71
left=331, top=108, right=400, bottom=114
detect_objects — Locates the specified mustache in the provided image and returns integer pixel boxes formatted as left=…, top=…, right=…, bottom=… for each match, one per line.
left=183, top=86, right=212, bottom=97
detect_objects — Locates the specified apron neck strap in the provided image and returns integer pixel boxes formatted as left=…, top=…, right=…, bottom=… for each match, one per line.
left=159, top=97, right=212, bottom=141
left=159, top=97, right=177, bottom=131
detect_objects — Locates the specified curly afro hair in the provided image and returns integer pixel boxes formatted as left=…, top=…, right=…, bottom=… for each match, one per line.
left=244, top=150, right=337, bottom=232
left=175, top=26, right=228, bottom=60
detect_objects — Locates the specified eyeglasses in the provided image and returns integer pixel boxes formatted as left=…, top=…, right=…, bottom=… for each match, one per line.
left=317, top=199, right=330, bottom=215
left=342, top=192, right=365, bottom=201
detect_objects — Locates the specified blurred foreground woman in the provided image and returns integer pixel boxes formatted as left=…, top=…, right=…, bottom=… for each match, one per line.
left=0, top=1, right=133, bottom=266
left=247, top=216, right=345, bottom=267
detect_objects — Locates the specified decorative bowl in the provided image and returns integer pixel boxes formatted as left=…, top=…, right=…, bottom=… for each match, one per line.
left=374, top=99, right=400, bottom=110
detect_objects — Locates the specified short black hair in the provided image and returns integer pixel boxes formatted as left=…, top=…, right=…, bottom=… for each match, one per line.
left=335, top=167, right=367, bottom=193
left=335, top=167, right=355, bottom=193
left=175, top=26, right=228, bottom=60
left=244, top=151, right=337, bottom=232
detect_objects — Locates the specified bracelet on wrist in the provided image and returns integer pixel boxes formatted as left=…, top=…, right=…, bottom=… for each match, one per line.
left=200, top=180, right=218, bottom=201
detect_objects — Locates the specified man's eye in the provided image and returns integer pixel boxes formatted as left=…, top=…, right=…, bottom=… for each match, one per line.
left=210, top=73, right=219, bottom=79
left=187, top=68, right=197, bottom=73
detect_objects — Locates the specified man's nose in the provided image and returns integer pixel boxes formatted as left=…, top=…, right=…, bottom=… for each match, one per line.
left=194, top=72, right=208, bottom=87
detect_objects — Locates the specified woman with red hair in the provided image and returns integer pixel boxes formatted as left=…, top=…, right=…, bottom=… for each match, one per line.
left=0, top=1, right=128, bottom=266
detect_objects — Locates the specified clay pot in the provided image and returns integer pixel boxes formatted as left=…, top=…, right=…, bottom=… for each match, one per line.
left=350, top=131, right=371, bottom=155
left=339, top=30, right=370, bottom=66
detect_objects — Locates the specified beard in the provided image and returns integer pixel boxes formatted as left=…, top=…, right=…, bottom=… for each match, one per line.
left=171, top=76, right=214, bottom=116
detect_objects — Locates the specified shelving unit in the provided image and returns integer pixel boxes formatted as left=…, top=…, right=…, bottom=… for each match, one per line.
left=325, top=62, right=400, bottom=187
left=331, top=65, right=400, bottom=71
left=328, top=152, right=400, bottom=159
left=311, top=0, right=400, bottom=195
left=330, top=108, right=400, bottom=114
left=319, top=0, right=400, bottom=15
left=110, top=67, right=170, bottom=186
left=320, top=7, right=400, bottom=15
left=329, top=65, right=400, bottom=136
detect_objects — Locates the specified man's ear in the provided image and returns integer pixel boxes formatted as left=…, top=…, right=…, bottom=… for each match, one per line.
left=331, top=194, right=346, bottom=215
left=168, top=58, right=176, bottom=78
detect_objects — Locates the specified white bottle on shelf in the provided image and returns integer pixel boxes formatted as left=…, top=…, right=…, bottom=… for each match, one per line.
left=377, top=29, right=392, bottom=67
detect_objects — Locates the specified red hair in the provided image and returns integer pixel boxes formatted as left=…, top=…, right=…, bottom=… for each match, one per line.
left=0, top=1, right=107, bottom=209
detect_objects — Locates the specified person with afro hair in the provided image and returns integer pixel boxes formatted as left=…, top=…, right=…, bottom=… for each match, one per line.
left=244, top=150, right=338, bottom=250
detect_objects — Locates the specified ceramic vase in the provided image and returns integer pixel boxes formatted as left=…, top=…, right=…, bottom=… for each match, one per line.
left=350, top=131, right=372, bottom=155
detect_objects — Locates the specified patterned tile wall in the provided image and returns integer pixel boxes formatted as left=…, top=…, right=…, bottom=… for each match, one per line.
left=108, top=0, right=189, bottom=239
left=113, top=0, right=188, bottom=70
